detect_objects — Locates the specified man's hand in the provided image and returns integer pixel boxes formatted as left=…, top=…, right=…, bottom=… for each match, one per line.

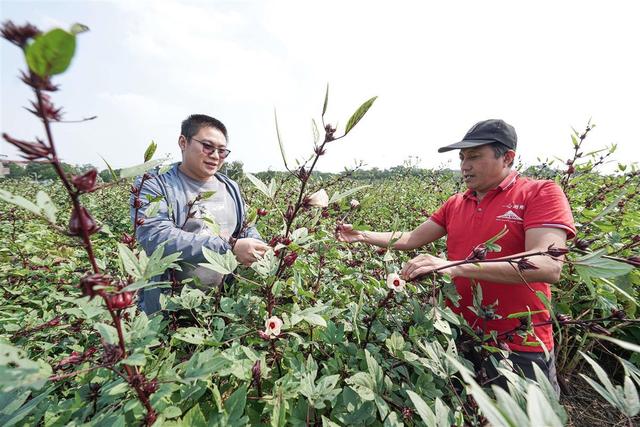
left=400, top=253, right=454, bottom=280
left=232, top=238, right=269, bottom=266
left=335, top=224, right=365, bottom=243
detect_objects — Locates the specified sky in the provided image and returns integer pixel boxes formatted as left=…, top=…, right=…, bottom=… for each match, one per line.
left=1, top=0, right=639, bottom=173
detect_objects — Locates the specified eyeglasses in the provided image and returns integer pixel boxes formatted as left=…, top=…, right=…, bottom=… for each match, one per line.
left=190, top=137, right=231, bottom=158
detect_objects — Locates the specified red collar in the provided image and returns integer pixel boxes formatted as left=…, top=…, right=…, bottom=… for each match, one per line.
left=463, top=170, right=520, bottom=200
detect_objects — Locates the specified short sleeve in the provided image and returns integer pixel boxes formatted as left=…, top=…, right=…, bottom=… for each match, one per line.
left=429, top=196, right=454, bottom=230
left=523, top=181, right=576, bottom=239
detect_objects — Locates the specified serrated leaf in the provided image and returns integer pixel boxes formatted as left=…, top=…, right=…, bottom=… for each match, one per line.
left=143, top=140, right=157, bottom=162
left=344, top=96, right=377, bottom=135
left=574, top=250, right=634, bottom=279
left=201, top=247, right=238, bottom=275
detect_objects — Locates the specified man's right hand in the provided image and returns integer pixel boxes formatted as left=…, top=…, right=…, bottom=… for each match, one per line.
left=335, top=224, right=365, bottom=243
left=232, top=238, right=269, bottom=266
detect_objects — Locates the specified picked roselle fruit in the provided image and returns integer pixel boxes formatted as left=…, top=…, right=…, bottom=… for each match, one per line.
left=69, top=206, right=100, bottom=236
left=71, top=169, right=97, bottom=193
left=257, top=208, right=268, bottom=217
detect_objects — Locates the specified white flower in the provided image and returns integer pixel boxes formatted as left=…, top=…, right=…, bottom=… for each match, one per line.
left=306, top=189, right=329, bottom=208
left=264, top=316, right=283, bottom=338
left=386, top=273, right=406, bottom=292
left=350, top=199, right=360, bottom=209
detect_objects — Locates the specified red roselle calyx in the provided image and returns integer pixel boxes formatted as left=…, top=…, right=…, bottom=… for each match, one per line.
left=121, top=233, right=135, bottom=244
left=257, top=208, right=268, bottom=217
left=466, top=243, right=487, bottom=261
left=283, top=252, right=298, bottom=267
left=132, top=198, right=143, bottom=208
left=136, top=217, right=145, bottom=226
left=142, top=378, right=159, bottom=395
left=69, top=206, right=100, bottom=236
left=2, top=133, right=52, bottom=160
left=546, top=245, right=570, bottom=257
left=27, top=93, right=63, bottom=121
left=71, top=169, right=98, bottom=193
left=516, top=258, right=538, bottom=271
left=107, top=291, right=134, bottom=310
left=19, top=70, right=58, bottom=91
left=627, top=256, right=640, bottom=267
left=0, top=21, right=40, bottom=48
left=80, top=273, right=111, bottom=300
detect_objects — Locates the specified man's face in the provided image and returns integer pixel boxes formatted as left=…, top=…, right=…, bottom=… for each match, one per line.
left=179, top=126, right=227, bottom=181
left=459, top=145, right=513, bottom=195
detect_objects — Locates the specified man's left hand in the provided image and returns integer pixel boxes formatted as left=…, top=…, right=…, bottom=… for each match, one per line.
left=401, top=253, right=454, bottom=280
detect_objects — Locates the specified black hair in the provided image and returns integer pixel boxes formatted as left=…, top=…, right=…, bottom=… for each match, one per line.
left=181, top=114, right=228, bottom=142
left=490, top=142, right=514, bottom=167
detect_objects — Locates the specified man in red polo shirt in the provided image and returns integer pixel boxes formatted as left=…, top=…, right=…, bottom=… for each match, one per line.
left=336, top=119, right=575, bottom=393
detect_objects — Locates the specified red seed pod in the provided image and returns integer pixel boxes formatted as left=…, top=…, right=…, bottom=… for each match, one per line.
left=632, top=235, right=640, bottom=243
left=282, top=237, right=292, bottom=246
left=80, top=274, right=111, bottom=300
left=69, top=206, right=100, bottom=236
left=121, top=233, right=135, bottom=244
left=283, top=252, right=298, bottom=267
left=2, top=133, right=52, bottom=160
left=466, top=243, right=487, bottom=261
left=132, top=198, right=143, bottom=208
left=284, top=205, right=295, bottom=221
left=313, top=145, right=326, bottom=156
left=47, top=316, right=62, bottom=327
left=566, top=165, right=575, bottom=175
left=611, top=309, right=626, bottom=320
left=72, top=169, right=98, bottom=193
left=517, top=258, right=538, bottom=271
left=321, top=208, right=330, bottom=218
left=19, top=70, right=58, bottom=91
left=574, top=238, right=591, bottom=250
left=108, top=291, right=133, bottom=310
left=257, top=208, right=268, bottom=217
left=143, top=378, right=159, bottom=395
left=130, top=185, right=139, bottom=195
left=546, top=245, right=570, bottom=257
left=376, top=247, right=387, bottom=255
left=136, top=217, right=145, bottom=226
left=324, top=123, right=336, bottom=141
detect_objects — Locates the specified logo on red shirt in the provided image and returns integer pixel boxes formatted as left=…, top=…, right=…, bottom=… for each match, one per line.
left=496, top=210, right=524, bottom=222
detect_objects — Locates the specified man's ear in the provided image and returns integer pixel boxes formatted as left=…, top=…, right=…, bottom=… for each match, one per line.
left=504, top=150, right=516, bottom=167
left=178, top=135, right=187, bottom=151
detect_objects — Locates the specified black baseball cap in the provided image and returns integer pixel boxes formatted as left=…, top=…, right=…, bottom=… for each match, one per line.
left=438, top=119, right=517, bottom=153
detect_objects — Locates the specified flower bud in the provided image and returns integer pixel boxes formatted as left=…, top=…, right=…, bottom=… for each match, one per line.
left=284, top=204, right=295, bottom=221
left=69, top=206, right=100, bottom=236
left=305, top=189, right=329, bottom=208
left=324, top=124, right=336, bottom=141
left=71, top=169, right=97, bottom=193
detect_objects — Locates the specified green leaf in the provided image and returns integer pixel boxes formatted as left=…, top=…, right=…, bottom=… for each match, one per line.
left=143, top=140, right=157, bottom=162
left=0, top=344, right=52, bottom=391
left=271, top=385, right=287, bottom=427
left=99, top=155, right=119, bottom=181
left=174, top=327, right=207, bottom=345
left=526, top=384, right=563, bottom=427
left=225, top=384, right=247, bottom=421
left=120, top=353, right=146, bottom=367
left=0, top=386, right=55, bottom=427
left=201, top=248, right=238, bottom=275
left=274, top=109, right=289, bottom=170
left=591, top=335, right=640, bottom=353
left=182, top=403, right=207, bottom=427
left=328, top=185, right=371, bottom=204
left=119, top=158, right=164, bottom=179
left=290, top=305, right=327, bottom=328
left=25, top=29, right=76, bottom=76
left=245, top=173, right=273, bottom=198
left=118, top=243, right=143, bottom=279
left=574, top=250, right=634, bottom=280
left=344, top=96, right=377, bottom=135
left=95, top=322, right=119, bottom=345
left=322, top=83, right=329, bottom=117
left=406, top=390, right=436, bottom=426
left=35, top=191, right=57, bottom=223
left=0, top=190, right=43, bottom=218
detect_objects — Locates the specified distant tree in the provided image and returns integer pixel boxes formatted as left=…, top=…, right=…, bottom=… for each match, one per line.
left=222, top=160, right=244, bottom=181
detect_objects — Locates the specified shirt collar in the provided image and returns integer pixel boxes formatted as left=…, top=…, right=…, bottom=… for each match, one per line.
left=462, top=169, right=520, bottom=200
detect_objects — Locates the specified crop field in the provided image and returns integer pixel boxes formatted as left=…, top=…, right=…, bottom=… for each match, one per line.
left=2, top=19, right=640, bottom=427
